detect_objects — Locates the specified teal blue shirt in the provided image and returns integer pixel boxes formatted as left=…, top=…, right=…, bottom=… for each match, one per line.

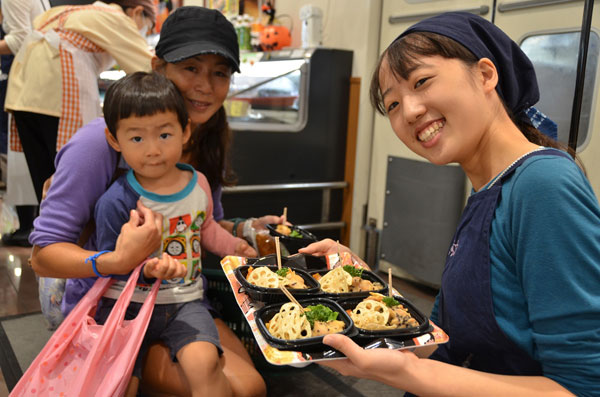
left=431, top=149, right=600, bottom=395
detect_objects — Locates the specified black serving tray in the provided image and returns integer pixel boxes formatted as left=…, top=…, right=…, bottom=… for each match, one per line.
left=255, top=297, right=357, bottom=352
left=234, top=264, right=321, bottom=303
left=337, top=295, right=432, bottom=343
left=266, top=224, right=318, bottom=254
left=309, top=268, right=389, bottom=300
left=250, top=253, right=328, bottom=271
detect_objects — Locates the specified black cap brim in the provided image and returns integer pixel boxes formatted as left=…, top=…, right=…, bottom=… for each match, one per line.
left=161, top=42, right=240, bottom=73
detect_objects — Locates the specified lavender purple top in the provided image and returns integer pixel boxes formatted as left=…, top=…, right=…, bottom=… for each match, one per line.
left=30, top=117, right=224, bottom=314
left=30, top=117, right=224, bottom=248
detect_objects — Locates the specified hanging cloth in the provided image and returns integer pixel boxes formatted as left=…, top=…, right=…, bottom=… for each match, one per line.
left=10, top=4, right=118, bottom=152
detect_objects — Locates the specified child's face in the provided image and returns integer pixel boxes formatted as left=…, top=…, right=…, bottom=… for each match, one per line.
left=105, top=111, right=190, bottom=180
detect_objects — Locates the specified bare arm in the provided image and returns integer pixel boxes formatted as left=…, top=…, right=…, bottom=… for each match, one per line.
left=0, top=40, right=12, bottom=55
left=320, top=334, right=573, bottom=397
left=31, top=203, right=162, bottom=277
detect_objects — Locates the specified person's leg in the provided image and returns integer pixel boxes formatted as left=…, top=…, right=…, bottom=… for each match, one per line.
left=177, top=341, right=232, bottom=397
left=141, top=328, right=267, bottom=397
left=141, top=300, right=266, bottom=397
left=12, top=110, right=59, bottom=202
left=215, top=318, right=266, bottom=397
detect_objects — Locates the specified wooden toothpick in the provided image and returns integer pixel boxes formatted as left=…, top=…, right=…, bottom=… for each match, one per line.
left=388, top=268, right=393, bottom=298
left=280, top=284, right=305, bottom=313
left=275, top=236, right=282, bottom=270
left=282, top=207, right=288, bottom=223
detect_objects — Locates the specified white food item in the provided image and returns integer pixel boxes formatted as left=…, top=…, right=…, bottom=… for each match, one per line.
left=319, top=266, right=352, bottom=293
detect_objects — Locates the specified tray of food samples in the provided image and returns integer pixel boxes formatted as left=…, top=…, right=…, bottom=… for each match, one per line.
left=219, top=252, right=449, bottom=366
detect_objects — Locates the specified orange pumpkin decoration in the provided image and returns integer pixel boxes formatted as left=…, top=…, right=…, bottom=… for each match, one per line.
left=259, top=25, right=291, bottom=51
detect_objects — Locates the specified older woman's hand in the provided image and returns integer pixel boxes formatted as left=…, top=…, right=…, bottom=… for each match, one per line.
left=111, top=200, right=163, bottom=274
left=234, top=239, right=258, bottom=258
left=251, top=215, right=290, bottom=231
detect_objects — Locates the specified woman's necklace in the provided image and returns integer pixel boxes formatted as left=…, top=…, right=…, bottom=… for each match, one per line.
left=486, top=146, right=545, bottom=190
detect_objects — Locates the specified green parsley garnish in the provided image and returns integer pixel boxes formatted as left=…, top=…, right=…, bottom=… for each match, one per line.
left=276, top=267, right=290, bottom=277
left=304, top=304, right=339, bottom=327
left=289, top=229, right=303, bottom=238
left=382, top=296, right=400, bottom=307
left=343, top=265, right=364, bottom=278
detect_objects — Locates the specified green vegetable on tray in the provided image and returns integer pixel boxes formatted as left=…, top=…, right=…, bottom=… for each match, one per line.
left=382, top=296, right=400, bottom=307
left=303, top=304, right=339, bottom=327
left=342, top=265, right=364, bottom=278
left=276, top=267, right=290, bottom=277
left=288, top=229, right=303, bottom=238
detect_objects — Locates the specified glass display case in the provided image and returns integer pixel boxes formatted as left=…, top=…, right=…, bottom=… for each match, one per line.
left=222, top=47, right=353, bottom=243
left=225, top=50, right=310, bottom=132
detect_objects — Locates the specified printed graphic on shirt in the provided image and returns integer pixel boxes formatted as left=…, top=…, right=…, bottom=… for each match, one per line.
left=191, top=259, right=200, bottom=281
left=191, top=234, right=201, bottom=258
left=170, top=214, right=192, bottom=234
left=190, top=211, right=206, bottom=232
left=164, top=235, right=187, bottom=259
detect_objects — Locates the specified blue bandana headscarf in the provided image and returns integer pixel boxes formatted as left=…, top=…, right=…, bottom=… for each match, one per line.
left=396, top=12, right=557, bottom=140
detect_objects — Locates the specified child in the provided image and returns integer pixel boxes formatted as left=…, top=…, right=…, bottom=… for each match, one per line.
left=93, top=71, right=246, bottom=395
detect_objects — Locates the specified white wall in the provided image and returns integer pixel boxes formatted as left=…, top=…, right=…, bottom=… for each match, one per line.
left=276, top=0, right=382, bottom=254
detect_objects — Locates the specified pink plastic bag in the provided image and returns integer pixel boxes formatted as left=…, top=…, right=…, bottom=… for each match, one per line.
left=10, top=262, right=159, bottom=397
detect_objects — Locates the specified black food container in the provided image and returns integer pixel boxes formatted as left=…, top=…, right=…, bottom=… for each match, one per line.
left=309, top=268, right=389, bottom=300
left=337, top=295, right=432, bottom=343
left=234, top=265, right=321, bottom=303
left=266, top=224, right=318, bottom=254
left=255, top=297, right=357, bottom=352
left=251, top=253, right=328, bottom=271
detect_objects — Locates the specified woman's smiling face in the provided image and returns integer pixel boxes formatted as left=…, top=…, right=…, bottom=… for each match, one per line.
left=161, top=54, right=232, bottom=127
left=379, top=55, right=491, bottom=165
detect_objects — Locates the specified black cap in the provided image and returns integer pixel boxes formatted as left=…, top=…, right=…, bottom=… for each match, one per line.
left=155, top=6, right=240, bottom=72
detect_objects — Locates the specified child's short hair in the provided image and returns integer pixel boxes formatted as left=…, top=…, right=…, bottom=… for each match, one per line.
left=103, top=71, right=188, bottom=136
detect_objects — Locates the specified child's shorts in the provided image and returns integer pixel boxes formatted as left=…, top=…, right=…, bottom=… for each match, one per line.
left=94, top=298, right=222, bottom=379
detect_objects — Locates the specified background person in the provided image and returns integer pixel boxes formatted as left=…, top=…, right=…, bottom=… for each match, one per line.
left=0, top=0, right=51, bottom=247
left=300, top=12, right=600, bottom=396
left=29, top=7, right=275, bottom=396
left=3, top=0, right=155, bottom=244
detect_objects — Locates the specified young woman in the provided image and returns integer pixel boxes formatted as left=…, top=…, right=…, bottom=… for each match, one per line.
left=300, top=12, right=600, bottom=396
left=30, top=7, right=273, bottom=397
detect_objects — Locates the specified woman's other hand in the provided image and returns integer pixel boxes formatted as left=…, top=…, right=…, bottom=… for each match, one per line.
left=234, top=239, right=257, bottom=258
left=111, top=200, right=163, bottom=273
left=319, top=334, right=417, bottom=388
left=144, top=253, right=187, bottom=280
left=299, top=239, right=371, bottom=270
left=299, top=238, right=351, bottom=256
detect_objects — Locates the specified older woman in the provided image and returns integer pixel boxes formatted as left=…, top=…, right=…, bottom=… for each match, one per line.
left=30, top=7, right=272, bottom=397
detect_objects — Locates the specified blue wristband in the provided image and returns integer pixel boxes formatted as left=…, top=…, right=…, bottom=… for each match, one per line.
left=86, top=250, right=112, bottom=278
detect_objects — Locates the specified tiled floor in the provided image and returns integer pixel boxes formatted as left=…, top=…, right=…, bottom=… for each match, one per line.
left=0, top=244, right=38, bottom=397
left=0, top=242, right=437, bottom=397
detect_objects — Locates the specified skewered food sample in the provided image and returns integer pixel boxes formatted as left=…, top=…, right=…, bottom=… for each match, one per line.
left=246, top=266, right=307, bottom=289
left=314, top=266, right=383, bottom=293
left=276, top=224, right=304, bottom=238
left=349, top=293, right=419, bottom=330
left=266, top=303, right=345, bottom=340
